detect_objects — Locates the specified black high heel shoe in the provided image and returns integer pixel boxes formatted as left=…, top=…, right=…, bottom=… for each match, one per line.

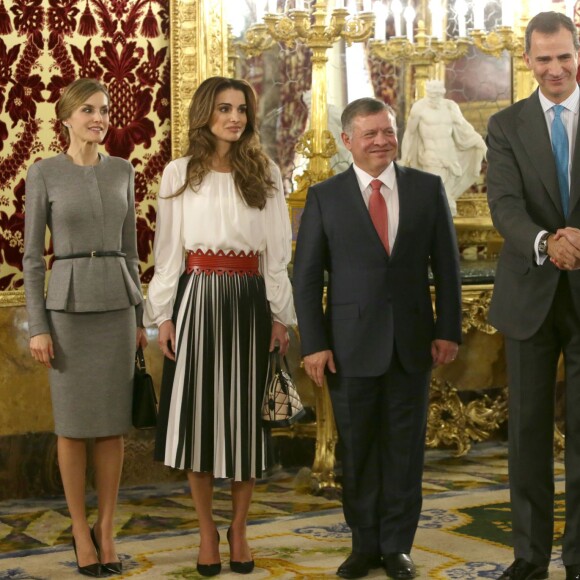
left=72, top=536, right=105, bottom=577
left=196, top=530, right=222, bottom=577
left=227, top=527, right=254, bottom=574
left=90, top=526, right=122, bottom=575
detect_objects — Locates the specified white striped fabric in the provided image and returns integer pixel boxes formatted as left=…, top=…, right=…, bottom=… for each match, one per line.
left=161, top=270, right=271, bottom=481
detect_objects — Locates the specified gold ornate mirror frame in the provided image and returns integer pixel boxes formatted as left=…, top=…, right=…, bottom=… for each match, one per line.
left=169, top=0, right=229, bottom=158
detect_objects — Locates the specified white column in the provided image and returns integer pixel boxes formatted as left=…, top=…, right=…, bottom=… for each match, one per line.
left=473, top=0, right=485, bottom=30
left=391, top=0, right=403, bottom=37
left=373, top=1, right=388, bottom=40
left=501, top=0, right=514, bottom=27
left=346, top=43, right=373, bottom=101
left=404, top=4, right=416, bottom=42
left=456, top=0, right=468, bottom=37
left=429, top=0, right=443, bottom=39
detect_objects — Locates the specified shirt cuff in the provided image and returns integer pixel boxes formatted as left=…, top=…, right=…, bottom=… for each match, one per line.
left=534, top=230, right=549, bottom=265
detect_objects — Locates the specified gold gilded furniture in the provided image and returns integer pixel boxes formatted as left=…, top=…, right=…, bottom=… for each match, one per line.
left=427, top=285, right=507, bottom=458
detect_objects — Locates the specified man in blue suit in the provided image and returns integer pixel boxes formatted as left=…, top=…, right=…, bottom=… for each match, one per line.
left=487, top=11, right=580, bottom=580
left=293, top=98, right=462, bottom=579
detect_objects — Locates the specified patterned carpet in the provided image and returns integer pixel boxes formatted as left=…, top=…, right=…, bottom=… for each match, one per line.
left=0, top=442, right=567, bottom=579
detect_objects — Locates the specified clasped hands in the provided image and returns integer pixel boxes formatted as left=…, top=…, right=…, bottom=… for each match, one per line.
left=548, top=227, right=580, bottom=270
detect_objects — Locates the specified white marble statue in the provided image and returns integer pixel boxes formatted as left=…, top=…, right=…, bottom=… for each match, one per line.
left=400, top=80, right=487, bottom=215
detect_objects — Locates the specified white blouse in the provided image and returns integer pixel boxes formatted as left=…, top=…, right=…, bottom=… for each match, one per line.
left=144, top=156, right=296, bottom=328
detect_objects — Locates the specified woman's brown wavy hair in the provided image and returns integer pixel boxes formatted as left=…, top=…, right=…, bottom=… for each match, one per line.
left=172, top=76, right=274, bottom=208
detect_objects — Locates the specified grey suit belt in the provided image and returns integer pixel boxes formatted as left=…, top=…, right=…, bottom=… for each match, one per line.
left=54, top=251, right=126, bottom=260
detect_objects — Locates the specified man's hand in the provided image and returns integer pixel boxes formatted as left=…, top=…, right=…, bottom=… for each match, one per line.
left=549, top=228, right=580, bottom=270
left=303, top=350, right=336, bottom=387
left=431, top=339, right=458, bottom=367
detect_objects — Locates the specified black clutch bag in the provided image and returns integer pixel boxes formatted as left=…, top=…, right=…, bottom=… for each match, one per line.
left=132, top=347, right=158, bottom=429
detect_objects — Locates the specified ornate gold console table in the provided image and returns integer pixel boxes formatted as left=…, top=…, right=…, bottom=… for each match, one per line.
left=427, top=282, right=507, bottom=458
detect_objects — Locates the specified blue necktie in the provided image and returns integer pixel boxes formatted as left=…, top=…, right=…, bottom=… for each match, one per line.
left=552, top=104, right=570, bottom=216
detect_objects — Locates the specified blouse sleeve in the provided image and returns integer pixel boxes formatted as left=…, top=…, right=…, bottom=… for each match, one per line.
left=262, top=163, right=296, bottom=327
left=143, top=161, right=185, bottom=327
left=23, top=163, right=50, bottom=337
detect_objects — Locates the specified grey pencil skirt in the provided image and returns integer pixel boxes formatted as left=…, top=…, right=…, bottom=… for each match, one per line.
left=47, top=307, right=135, bottom=438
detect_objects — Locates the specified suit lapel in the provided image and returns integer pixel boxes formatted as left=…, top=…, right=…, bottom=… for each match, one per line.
left=517, top=90, right=564, bottom=216
left=391, top=163, right=410, bottom=259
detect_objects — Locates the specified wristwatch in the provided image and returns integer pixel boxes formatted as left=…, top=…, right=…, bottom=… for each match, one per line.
left=538, top=232, right=551, bottom=256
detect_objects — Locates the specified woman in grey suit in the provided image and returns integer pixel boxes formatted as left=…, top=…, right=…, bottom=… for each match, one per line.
left=23, top=78, right=147, bottom=578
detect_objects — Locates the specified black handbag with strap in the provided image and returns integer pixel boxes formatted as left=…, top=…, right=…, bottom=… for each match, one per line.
left=132, top=347, right=158, bottom=429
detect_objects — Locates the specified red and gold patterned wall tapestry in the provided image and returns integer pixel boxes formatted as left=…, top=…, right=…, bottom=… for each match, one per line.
left=0, top=0, right=171, bottom=295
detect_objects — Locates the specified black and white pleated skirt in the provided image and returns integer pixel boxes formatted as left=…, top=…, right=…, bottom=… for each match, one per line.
left=154, top=268, right=272, bottom=481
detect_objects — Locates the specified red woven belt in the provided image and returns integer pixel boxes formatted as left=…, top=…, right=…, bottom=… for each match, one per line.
left=185, top=249, right=260, bottom=276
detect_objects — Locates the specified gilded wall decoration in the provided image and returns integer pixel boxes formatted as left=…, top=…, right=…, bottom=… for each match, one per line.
left=0, top=0, right=171, bottom=303
left=169, top=0, right=227, bottom=157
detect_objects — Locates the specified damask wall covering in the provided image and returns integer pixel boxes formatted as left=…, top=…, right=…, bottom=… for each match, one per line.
left=0, top=0, right=171, bottom=296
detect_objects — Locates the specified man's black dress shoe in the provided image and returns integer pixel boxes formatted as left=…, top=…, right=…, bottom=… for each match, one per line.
left=498, top=559, right=548, bottom=580
left=566, top=565, right=580, bottom=580
left=383, top=553, right=416, bottom=579
left=336, top=552, right=382, bottom=579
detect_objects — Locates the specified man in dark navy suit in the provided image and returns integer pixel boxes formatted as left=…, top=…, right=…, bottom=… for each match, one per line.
left=293, top=98, right=462, bottom=579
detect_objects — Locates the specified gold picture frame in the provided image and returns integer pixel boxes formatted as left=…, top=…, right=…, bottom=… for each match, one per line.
left=169, top=0, right=229, bottom=158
